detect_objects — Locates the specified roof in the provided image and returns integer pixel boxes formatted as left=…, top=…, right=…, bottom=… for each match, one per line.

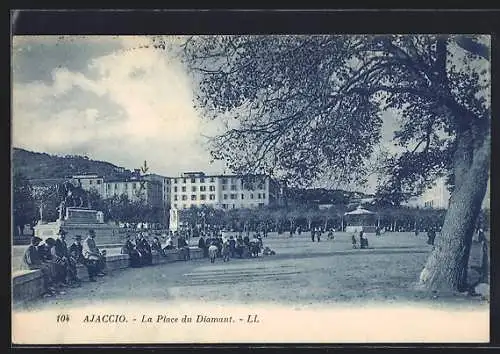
left=344, top=206, right=376, bottom=215
left=172, top=173, right=270, bottom=179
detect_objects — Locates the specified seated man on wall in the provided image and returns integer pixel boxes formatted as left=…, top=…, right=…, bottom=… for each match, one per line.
left=54, top=228, right=77, bottom=286
left=43, top=237, right=67, bottom=289
left=150, top=236, right=165, bottom=257
left=121, top=233, right=142, bottom=267
left=178, top=236, right=190, bottom=261
left=82, top=229, right=106, bottom=279
left=22, top=236, right=57, bottom=296
left=138, top=233, right=153, bottom=266
left=51, top=230, right=70, bottom=287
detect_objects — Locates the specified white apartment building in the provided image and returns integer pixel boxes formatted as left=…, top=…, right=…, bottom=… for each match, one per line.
left=170, top=172, right=278, bottom=210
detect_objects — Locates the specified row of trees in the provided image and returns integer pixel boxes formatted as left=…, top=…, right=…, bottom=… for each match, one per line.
left=12, top=172, right=163, bottom=235
left=176, top=204, right=476, bottom=235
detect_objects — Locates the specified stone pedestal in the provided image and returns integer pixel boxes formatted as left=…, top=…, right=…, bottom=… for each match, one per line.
left=34, top=208, right=123, bottom=247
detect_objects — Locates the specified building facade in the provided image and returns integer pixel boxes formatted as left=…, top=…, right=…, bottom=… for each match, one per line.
left=170, top=172, right=279, bottom=210
left=71, top=174, right=105, bottom=196
left=71, top=174, right=163, bottom=209
left=403, top=177, right=450, bottom=209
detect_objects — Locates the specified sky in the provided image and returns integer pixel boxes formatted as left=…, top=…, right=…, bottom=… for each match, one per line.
left=12, top=36, right=227, bottom=177
left=12, top=35, right=416, bottom=194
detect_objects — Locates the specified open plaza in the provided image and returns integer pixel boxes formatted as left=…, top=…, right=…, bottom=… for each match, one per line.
left=13, top=230, right=489, bottom=311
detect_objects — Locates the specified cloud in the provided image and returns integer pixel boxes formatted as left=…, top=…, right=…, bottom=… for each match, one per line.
left=12, top=37, right=224, bottom=177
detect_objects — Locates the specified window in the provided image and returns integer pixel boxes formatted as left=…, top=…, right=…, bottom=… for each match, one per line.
left=222, top=204, right=228, bottom=209
left=222, top=185, right=227, bottom=191
left=182, top=204, right=187, bottom=209
left=133, top=183, right=137, bottom=189
left=191, top=195, right=197, bottom=201
left=200, top=178, right=205, bottom=183
left=222, top=178, right=228, bottom=184
left=174, top=179, right=178, bottom=184
left=262, top=193, right=266, bottom=199
left=191, top=178, right=196, bottom=183
left=182, top=186, right=186, bottom=192
left=232, top=204, right=236, bottom=209
left=174, top=195, right=178, bottom=201
left=209, top=194, right=215, bottom=200
left=231, top=185, right=237, bottom=191
left=209, top=185, right=215, bottom=191
left=89, top=180, right=93, bottom=185
left=182, top=178, right=186, bottom=183
left=192, top=186, right=197, bottom=192
left=200, top=185, right=206, bottom=192
left=182, top=195, right=187, bottom=201
left=114, top=184, right=118, bottom=189
left=200, top=194, right=206, bottom=200
left=210, top=177, right=215, bottom=183
left=223, top=194, right=228, bottom=200
left=97, top=180, right=101, bottom=185
left=230, top=194, right=237, bottom=200
left=250, top=193, right=254, bottom=199
left=174, top=186, right=178, bottom=192
left=241, top=194, right=244, bottom=199
left=257, top=193, right=261, bottom=199
left=259, top=203, right=265, bottom=207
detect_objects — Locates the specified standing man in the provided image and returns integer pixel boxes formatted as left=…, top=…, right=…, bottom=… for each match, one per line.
left=229, top=236, right=236, bottom=258
left=82, top=229, right=106, bottom=280
left=198, top=234, right=207, bottom=258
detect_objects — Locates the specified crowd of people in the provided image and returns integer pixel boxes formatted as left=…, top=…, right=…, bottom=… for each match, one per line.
left=120, top=231, right=192, bottom=266
left=196, top=230, right=269, bottom=263
left=23, top=228, right=107, bottom=297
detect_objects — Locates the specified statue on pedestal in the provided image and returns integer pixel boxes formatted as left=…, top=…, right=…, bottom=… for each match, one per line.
left=57, top=200, right=66, bottom=221
left=59, top=181, right=86, bottom=209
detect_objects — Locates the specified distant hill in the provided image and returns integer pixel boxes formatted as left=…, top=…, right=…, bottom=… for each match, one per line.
left=12, top=147, right=133, bottom=181
left=284, top=187, right=371, bottom=207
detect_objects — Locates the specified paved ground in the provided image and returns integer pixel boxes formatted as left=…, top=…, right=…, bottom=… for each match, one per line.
left=13, top=232, right=488, bottom=313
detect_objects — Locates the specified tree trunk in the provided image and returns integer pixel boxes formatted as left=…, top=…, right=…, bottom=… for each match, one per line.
left=419, top=126, right=490, bottom=292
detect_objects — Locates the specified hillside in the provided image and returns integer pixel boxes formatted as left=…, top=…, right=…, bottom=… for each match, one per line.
left=12, top=147, right=133, bottom=181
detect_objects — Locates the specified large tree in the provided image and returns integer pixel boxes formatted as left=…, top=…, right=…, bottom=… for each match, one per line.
left=12, top=172, right=36, bottom=235
left=175, top=34, right=490, bottom=293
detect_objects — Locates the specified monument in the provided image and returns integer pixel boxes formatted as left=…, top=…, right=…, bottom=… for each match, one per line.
left=169, top=207, right=179, bottom=232
left=34, top=182, right=122, bottom=247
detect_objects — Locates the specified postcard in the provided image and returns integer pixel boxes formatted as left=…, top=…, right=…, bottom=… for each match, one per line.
left=11, top=31, right=490, bottom=344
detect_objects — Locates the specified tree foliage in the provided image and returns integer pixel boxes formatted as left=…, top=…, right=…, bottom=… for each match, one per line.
left=12, top=172, right=36, bottom=234
left=179, top=35, right=489, bottom=201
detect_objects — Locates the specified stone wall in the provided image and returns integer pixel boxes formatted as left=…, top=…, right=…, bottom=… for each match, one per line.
left=12, top=270, right=45, bottom=303
left=12, top=247, right=204, bottom=304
